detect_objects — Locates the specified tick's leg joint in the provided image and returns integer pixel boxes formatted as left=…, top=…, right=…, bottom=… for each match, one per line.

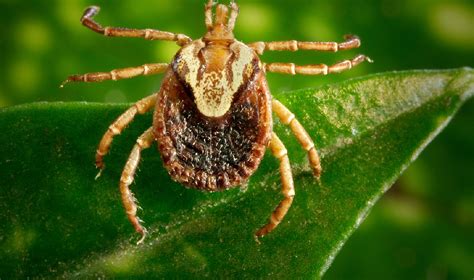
left=248, top=35, right=362, bottom=55
left=120, top=127, right=155, bottom=245
left=264, top=54, right=372, bottom=76
left=272, top=99, right=322, bottom=177
left=81, top=6, right=191, bottom=46
left=256, top=132, right=295, bottom=238
left=95, top=94, right=157, bottom=174
left=249, top=35, right=371, bottom=76
left=61, top=63, right=168, bottom=87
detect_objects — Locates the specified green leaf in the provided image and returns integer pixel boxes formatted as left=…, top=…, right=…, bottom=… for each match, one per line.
left=0, top=69, right=472, bottom=278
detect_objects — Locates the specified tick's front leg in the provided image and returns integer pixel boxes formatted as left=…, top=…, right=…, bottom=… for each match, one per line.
left=256, top=132, right=294, bottom=238
left=120, top=127, right=155, bottom=245
left=81, top=6, right=191, bottom=46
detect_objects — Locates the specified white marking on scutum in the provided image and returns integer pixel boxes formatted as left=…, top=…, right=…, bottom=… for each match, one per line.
left=178, top=40, right=255, bottom=117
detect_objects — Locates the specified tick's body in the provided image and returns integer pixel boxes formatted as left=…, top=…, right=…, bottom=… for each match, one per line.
left=156, top=40, right=272, bottom=190
left=64, top=1, right=370, bottom=244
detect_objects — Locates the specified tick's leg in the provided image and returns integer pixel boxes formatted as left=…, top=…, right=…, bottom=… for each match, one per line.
left=205, top=0, right=214, bottom=30
left=273, top=99, right=322, bottom=177
left=248, top=35, right=362, bottom=55
left=81, top=6, right=192, bottom=46
left=256, top=132, right=294, bottom=238
left=264, top=54, right=372, bottom=76
left=96, top=94, right=157, bottom=174
left=61, top=63, right=168, bottom=87
left=120, top=127, right=155, bottom=245
left=227, top=1, right=239, bottom=31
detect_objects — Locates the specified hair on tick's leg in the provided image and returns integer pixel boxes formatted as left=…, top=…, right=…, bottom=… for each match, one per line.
left=120, top=127, right=155, bottom=245
left=95, top=94, right=157, bottom=176
left=255, top=132, right=295, bottom=239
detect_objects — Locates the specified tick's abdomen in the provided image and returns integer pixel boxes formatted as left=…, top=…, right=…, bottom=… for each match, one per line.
left=154, top=69, right=272, bottom=191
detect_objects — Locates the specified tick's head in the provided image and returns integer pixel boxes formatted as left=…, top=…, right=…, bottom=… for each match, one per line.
left=204, top=1, right=239, bottom=41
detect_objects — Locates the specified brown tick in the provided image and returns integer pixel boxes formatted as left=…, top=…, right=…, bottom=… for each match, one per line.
left=63, top=1, right=371, bottom=244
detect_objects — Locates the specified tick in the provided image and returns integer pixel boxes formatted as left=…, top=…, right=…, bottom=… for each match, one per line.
left=63, top=1, right=371, bottom=244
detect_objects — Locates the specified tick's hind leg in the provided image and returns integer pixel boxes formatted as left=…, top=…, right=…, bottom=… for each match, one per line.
left=256, top=132, right=294, bottom=238
left=96, top=94, right=156, bottom=176
left=120, top=127, right=155, bottom=245
left=272, top=99, right=322, bottom=177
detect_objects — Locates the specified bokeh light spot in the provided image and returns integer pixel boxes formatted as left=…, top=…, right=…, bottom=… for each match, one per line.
left=429, top=3, right=474, bottom=49
left=235, top=4, right=275, bottom=37
left=454, top=198, right=474, bottom=226
left=0, top=88, right=10, bottom=108
left=103, top=250, right=141, bottom=274
left=299, top=13, right=336, bottom=41
left=15, top=18, right=52, bottom=53
left=184, top=244, right=207, bottom=267
left=299, top=4, right=340, bottom=41
left=399, top=161, right=432, bottom=196
left=3, top=226, right=37, bottom=253
left=122, top=0, right=176, bottom=20
left=382, top=196, right=428, bottom=228
left=55, top=1, right=85, bottom=33
left=153, top=41, right=180, bottom=62
left=104, top=89, right=128, bottom=103
left=9, top=59, right=41, bottom=96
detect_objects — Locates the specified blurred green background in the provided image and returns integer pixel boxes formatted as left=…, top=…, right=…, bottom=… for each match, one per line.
left=0, top=0, right=473, bottom=278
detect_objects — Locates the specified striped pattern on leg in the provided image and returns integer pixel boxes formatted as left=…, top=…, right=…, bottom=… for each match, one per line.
left=248, top=35, right=362, bottom=55
left=95, top=94, right=157, bottom=174
left=272, top=99, right=322, bottom=177
left=81, top=6, right=191, bottom=45
left=61, top=63, right=168, bottom=87
left=255, top=132, right=295, bottom=237
left=265, top=55, right=372, bottom=76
